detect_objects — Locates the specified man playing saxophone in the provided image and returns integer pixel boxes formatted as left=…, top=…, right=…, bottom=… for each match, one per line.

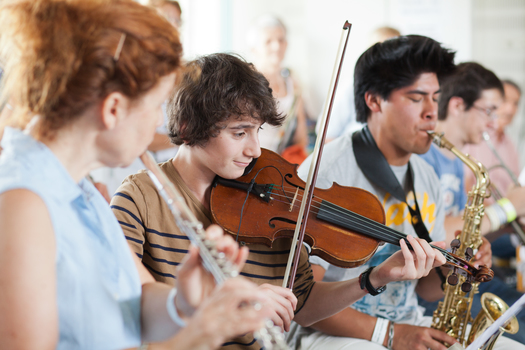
left=291, top=35, right=523, bottom=350
left=419, top=62, right=525, bottom=345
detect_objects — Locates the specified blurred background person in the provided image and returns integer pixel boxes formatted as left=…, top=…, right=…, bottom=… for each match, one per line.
left=248, top=14, right=309, bottom=164
left=464, top=80, right=522, bottom=207
left=463, top=80, right=524, bottom=268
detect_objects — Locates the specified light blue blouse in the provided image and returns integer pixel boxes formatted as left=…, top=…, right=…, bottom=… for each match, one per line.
left=0, top=127, right=142, bottom=349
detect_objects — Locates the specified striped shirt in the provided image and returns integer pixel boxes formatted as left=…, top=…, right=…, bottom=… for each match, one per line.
left=111, top=159, right=314, bottom=350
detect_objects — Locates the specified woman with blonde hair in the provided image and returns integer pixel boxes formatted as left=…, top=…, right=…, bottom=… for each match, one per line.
left=0, top=1, right=270, bottom=349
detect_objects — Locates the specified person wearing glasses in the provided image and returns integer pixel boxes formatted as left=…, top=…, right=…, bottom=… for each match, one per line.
left=463, top=80, right=524, bottom=261
left=421, top=62, right=525, bottom=240
left=464, top=79, right=522, bottom=206
left=418, top=62, right=525, bottom=344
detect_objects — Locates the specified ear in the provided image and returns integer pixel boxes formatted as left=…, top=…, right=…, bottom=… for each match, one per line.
left=364, top=91, right=382, bottom=113
left=100, top=92, right=129, bottom=130
left=447, top=96, right=465, bottom=119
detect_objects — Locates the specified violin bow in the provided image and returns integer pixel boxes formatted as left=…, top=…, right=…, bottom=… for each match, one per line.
left=282, top=21, right=352, bottom=289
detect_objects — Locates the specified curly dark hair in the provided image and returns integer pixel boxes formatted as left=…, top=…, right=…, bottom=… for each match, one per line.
left=354, top=35, right=456, bottom=123
left=167, top=53, right=283, bottom=146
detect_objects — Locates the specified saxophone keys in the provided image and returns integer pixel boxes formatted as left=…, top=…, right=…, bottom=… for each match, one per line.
left=456, top=299, right=468, bottom=314
left=449, top=315, right=458, bottom=328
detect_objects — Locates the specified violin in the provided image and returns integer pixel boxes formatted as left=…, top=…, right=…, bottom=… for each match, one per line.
left=210, top=148, right=494, bottom=284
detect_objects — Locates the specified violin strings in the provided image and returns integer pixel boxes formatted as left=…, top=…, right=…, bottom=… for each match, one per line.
left=232, top=172, right=462, bottom=266
left=264, top=185, right=461, bottom=266
left=236, top=165, right=290, bottom=242
left=265, top=193, right=462, bottom=267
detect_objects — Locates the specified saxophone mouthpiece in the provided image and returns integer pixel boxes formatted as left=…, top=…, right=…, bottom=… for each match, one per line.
left=427, top=130, right=441, bottom=145
left=426, top=130, right=452, bottom=150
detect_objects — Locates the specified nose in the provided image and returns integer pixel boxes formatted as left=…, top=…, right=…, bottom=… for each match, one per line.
left=422, top=96, right=438, bottom=120
left=486, top=117, right=497, bottom=130
left=269, top=39, right=280, bottom=52
left=245, top=132, right=262, bottom=159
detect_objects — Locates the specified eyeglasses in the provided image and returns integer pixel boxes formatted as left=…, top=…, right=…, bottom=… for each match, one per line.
left=472, top=105, right=498, bottom=120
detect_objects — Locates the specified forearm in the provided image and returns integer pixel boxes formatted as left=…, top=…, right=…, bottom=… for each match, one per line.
left=141, top=282, right=182, bottom=343
left=149, top=324, right=219, bottom=350
left=444, top=215, right=491, bottom=240
left=415, top=269, right=445, bottom=302
left=292, top=100, right=308, bottom=148
left=294, top=277, right=368, bottom=327
left=310, top=307, right=381, bottom=342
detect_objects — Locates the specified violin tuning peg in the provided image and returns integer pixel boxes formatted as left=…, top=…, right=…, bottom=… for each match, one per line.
left=461, top=282, right=472, bottom=293
left=450, top=239, right=461, bottom=253
left=447, top=273, right=459, bottom=286
left=465, top=247, right=474, bottom=262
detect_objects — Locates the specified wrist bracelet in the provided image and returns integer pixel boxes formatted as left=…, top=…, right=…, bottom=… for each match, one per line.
left=485, top=204, right=506, bottom=232
left=371, top=317, right=389, bottom=344
left=359, top=266, right=386, bottom=296
left=166, top=288, right=186, bottom=327
left=498, top=198, right=517, bottom=223
left=387, top=321, right=395, bottom=349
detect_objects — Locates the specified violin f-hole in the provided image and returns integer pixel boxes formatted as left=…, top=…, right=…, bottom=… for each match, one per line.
left=269, top=217, right=297, bottom=229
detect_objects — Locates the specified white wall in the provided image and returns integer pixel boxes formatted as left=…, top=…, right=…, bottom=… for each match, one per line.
left=178, top=0, right=477, bottom=115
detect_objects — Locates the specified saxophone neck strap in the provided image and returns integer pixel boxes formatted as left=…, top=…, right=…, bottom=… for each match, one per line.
left=352, top=125, right=431, bottom=242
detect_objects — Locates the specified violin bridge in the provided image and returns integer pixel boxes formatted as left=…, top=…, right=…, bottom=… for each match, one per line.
left=290, top=187, right=299, bottom=212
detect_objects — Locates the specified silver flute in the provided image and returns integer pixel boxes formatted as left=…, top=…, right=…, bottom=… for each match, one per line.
left=482, top=131, right=525, bottom=243
left=139, top=151, right=289, bottom=350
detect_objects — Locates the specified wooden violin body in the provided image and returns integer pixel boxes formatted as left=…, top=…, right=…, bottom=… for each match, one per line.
left=210, top=148, right=494, bottom=283
left=211, top=148, right=385, bottom=268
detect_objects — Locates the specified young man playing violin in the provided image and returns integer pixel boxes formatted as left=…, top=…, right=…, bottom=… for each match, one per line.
left=110, top=53, right=446, bottom=350
left=294, top=36, right=523, bottom=350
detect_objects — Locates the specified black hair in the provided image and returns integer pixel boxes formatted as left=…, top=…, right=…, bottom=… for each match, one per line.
left=354, top=35, right=456, bottom=123
left=438, top=62, right=503, bottom=120
left=167, top=53, right=283, bottom=146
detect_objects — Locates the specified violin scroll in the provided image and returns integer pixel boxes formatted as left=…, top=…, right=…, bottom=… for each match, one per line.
left=442, top=251, right=494, bottom=284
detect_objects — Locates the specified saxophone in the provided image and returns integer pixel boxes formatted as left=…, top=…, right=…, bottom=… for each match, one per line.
left=428, top=131, right=518, bottom=349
